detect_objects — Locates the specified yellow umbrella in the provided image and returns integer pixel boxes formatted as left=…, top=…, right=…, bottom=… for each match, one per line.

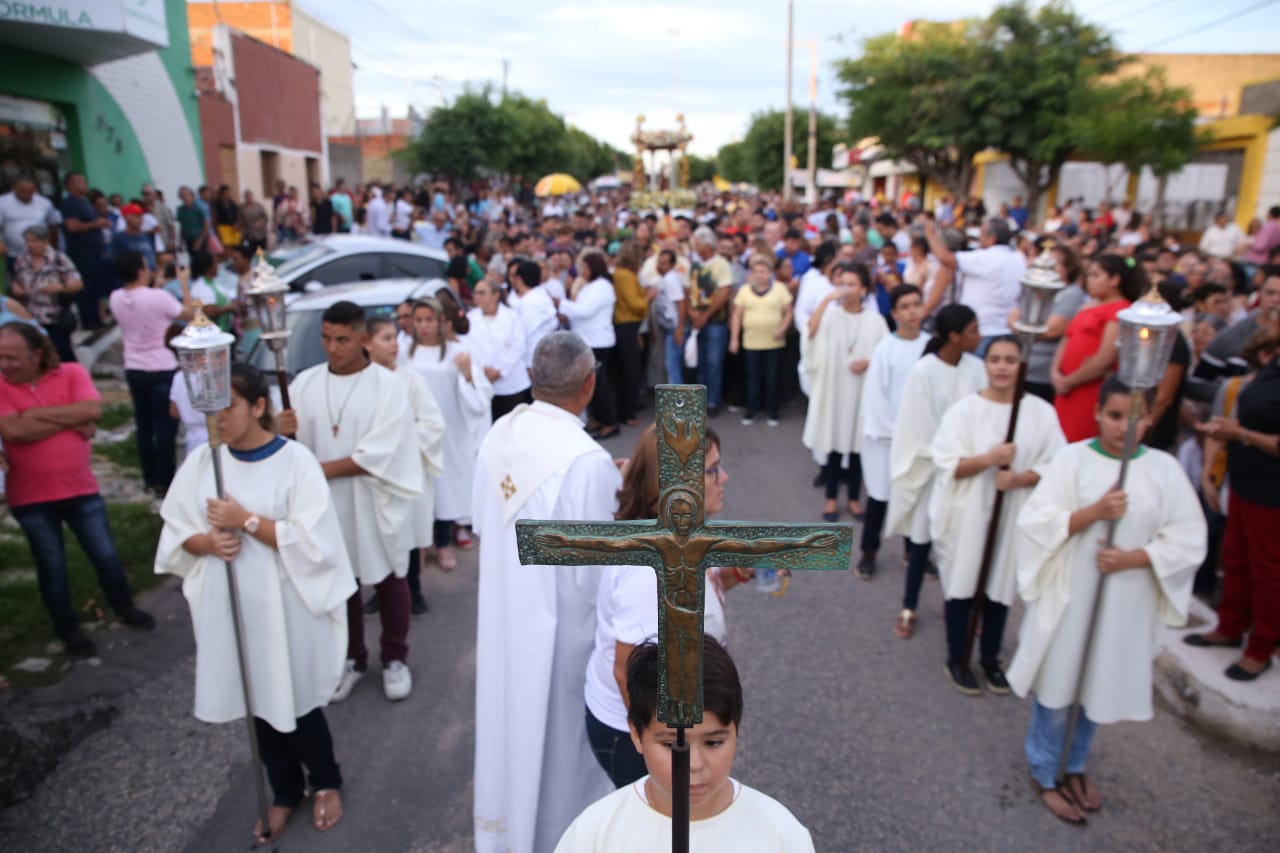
left=712, top=174, right=731, bottom=192
left=535, top=173, right=582, bottom=197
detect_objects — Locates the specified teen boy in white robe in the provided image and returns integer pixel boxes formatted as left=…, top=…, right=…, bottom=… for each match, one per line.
left=278, top=300, right=421, bottom=703
left=157, top=365, right=355, bottom=843
left=927, top=336, right=1065, bottom=695
left=555, top=637, right=814, bottom=852
left=886, top=303, right=985, bottom=639
left=857, top=284, right=927, bottom=578
left=1008, top=378, right=1205, bottom=823
left=472, top=331, right=619, bottom=853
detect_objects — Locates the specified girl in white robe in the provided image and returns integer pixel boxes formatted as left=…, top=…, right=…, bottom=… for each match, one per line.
left=928, top=336, right=1065, bottom=695
left=367, top=316, right=445, bottom=615
left=156, top=365, right=356, bottom=843
left=1007, top=377, right=1206, bottom=823
left=801, top=262, right=889, bottom=524
left=886, top=303, right=985, bottom=639
left=407, top=295, right=492, bottom=570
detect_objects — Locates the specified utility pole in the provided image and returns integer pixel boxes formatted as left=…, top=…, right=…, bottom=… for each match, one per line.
left=783, top=0, right=794, bottom=202
left=806, top=42, right=817, bottom=204
left=502, top=59, right=510, bottom=98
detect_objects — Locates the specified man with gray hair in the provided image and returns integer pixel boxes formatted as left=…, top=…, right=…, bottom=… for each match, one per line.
left=925, top=214, right=1025, bottom=351
left=471, top=330, right=619, bottom=853
left=0, top=176, right=62, bottom=276
left=689, top=225, right=736, bottom=415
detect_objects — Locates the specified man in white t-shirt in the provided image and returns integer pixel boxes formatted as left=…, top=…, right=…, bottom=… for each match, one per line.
left=925, top=216, right=1025, bottom=351
left=1198, top=212, right=1244, bottom=260
left=0, top=177, right=62, bottom=272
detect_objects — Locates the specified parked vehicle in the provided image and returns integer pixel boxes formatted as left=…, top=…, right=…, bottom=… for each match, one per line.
left=267, top=235, right=448, bottom=292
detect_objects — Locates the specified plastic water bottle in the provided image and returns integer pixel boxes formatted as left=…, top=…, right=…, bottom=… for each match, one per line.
left=755, top=568, right=781, bottom=593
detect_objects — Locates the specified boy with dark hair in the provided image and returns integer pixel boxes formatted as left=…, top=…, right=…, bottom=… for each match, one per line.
left=555, top=637, right=814, bottom=852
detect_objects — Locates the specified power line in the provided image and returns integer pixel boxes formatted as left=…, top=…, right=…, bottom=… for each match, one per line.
left=1140, top=0, right=1280, bottom=50
left=1098, top=0, right=1169, bottom=26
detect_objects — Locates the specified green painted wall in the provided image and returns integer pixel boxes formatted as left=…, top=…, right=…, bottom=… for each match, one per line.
left=0, top=48, right=150, bottom=196
left=158, top=0, right=202, bottom=162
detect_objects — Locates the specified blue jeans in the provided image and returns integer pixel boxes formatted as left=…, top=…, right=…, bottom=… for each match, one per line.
left=125, top=368, right=178, bottom=490
left=663, top=325, right=688, bottom=385
left=11, top=493, right=135, bottom=639
left=585, top=705, right=647, bottom=788
left=696, top=323, right=729, bottom=407
left=1025, top=698, right=1098, bottom=788
left=743, top=347, right=782, bottom=419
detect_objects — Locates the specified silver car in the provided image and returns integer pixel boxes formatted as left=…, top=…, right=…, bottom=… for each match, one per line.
left=268, top=234, right=449, bottom=292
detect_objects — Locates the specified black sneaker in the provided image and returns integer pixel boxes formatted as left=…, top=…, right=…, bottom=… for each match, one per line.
left=411, top=593, right=429, bottom=616
left=944, top=662, right=982, bottom=696
left=363, top=594, right=379, bottom=615
left=981, top=660, right=1012, bottom=695
left=119, top=607, right=155, bottom=631
left=854, top=553, right=877, bottom=580
left=64, top=630, right=97, bottom=658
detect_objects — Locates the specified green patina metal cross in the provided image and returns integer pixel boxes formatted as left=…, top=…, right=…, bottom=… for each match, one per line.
left=516, top=385, right=853, bottom=727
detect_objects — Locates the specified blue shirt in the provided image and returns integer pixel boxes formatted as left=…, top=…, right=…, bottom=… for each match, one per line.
left=111, top=230, right=157, bottom=270
left=1009, top=206, right=1029, bottom=230
left=59, top=195, right=104, bottom=258
left=776, top=248, right=811, bottom=278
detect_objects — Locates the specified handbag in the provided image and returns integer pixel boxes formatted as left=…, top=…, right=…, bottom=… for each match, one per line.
left=683, top=329, right=699, bottom=369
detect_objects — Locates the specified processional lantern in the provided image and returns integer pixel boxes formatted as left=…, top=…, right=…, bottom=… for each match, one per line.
left=1013, top=247, right=1066, bottom=341
left=244, top=251, right=294, bottom=413
left=172, top=305, right=236, bottom=414
left=1116, top=284, right=1181, bottom=389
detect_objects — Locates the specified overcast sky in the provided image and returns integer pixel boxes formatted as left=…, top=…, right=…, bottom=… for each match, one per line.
left=301, top=0, right=1280, bottom=157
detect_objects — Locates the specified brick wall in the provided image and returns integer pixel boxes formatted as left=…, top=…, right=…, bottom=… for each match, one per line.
left=230, top=31, right=320, bottom=153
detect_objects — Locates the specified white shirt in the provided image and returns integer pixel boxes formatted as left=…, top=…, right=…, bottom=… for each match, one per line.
left=559, top=277, right=617, bottom=348
left=513, top=286, right=560, bottom=365
left=366, top=194, right=391, bottom=237
left=544, top=277, right=568, bottom=302
left=655, top=269, right=686, bottom=330
left=1199, top=222, right=1244, bottom=259
left=391, top=198, right=413, bottom=231
left=954, top=245, right=1026, bottom=337
left=466, top=303, right=531, bottom=396
left=414, top=220, right=449, bottom=249
left=0, top=191, right=61, bottom=257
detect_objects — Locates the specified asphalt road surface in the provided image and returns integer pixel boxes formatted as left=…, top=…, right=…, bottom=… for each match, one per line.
left=2, top=404, right=1277, bottom=852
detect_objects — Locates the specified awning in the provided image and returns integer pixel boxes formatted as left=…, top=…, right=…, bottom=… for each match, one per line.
left=0, top=0, right=168, bottom=66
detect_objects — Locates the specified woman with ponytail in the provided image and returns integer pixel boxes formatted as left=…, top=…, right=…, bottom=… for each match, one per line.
left=1050, top=254, right=1144, bottom=441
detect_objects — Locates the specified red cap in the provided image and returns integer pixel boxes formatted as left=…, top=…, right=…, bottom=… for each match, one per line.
left=120, top=203, right=145, bottom=216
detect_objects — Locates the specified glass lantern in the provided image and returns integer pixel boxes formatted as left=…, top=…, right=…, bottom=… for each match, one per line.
left=245, top=252, right=291, bottom=351
left=1012, top=247, right=1064, bottom=339
left=171, top=305, right=237, bottom=414
left=1116, top=285, right=1181, bottom=390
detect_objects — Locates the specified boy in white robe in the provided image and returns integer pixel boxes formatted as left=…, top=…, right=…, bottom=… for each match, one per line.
left=555, top=637, right=815, bottom=853
left=927, top=336, right=1065, bottom=695
left=1007, top=378, right=1206, bottom=823
left=886, top=304, right=985, bottom=639
left=277, top=301, right=422, bottom=703
left=157, top=365, right=356, bottom=842
left=857, top=284, right=927, bottom=578
left=472, top=332, right=618, bottom=853
left=801, top=261, right=888, bottom=524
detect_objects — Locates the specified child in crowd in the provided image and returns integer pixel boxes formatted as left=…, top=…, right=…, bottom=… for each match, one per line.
left=555, top=637, right=815, bottom=852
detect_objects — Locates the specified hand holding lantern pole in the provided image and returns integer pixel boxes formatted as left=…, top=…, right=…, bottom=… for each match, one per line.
left=171, top=305, right=272, bottom=834
left=1054, top=283, right=1182, bottom=790
left=245, top=251, right=294, bottom=417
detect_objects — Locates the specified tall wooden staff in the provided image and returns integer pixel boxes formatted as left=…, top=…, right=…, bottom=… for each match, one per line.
left=244, top=252, right=294, bottom=429
left=171, top=307, right=272, bottom=833
left=959, top=249, right=1064, bottom=675
left=1054, top=284, right=1182, bottom=786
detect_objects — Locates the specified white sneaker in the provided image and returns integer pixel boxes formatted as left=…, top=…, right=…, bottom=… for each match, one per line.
left=383, top=660, right=412, bottom=701
left=767, top=419, right=780, bottom=427
left=331, top=660, right=364, bottom=703
left=740, top=417, right=754, bottom=426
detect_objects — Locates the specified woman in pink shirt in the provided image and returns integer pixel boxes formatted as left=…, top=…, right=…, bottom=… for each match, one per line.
left=107, top=250, right=194, bottom=493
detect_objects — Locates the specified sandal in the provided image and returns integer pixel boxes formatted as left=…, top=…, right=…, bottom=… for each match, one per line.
left=1065, top=773, right=1101, bottom=812
left=1029, top=776, right=1086, bottom=825
left=847, top=501, right=865, bottom=522
left=313, top=788, right=344, bottom=832
left=893, top=609, right=916, bottom=639
left=253, top=804, right=294, bottom=842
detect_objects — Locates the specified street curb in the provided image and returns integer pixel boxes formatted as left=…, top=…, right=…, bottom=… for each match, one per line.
left=1155, top=596, right=1280, bottom=752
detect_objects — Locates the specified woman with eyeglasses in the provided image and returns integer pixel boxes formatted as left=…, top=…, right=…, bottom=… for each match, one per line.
left=581, top=424, right=753, bottom=788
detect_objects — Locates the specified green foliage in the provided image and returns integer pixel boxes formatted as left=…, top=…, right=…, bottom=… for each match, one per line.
left=93, top=432, right=140, bottom=473
left=0, top=502, right=165, bottom=677
left=715, top=141, right=750, bottom=183
left=402, top=85, right=624, bottom=183
left=97, top=404, right=134, bottom=431
left=1072, top=68, right=1200, bottom=180
left=684, top=153, right=717, bottom=185
left=739, top=109, right=842, bottom=191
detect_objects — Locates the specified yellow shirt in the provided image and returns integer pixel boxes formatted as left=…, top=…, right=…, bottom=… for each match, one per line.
left=733, top=282, right=793, bottom=351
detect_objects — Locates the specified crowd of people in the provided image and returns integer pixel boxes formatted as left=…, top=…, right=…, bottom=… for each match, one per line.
left=1, top=173, right=1279, bottom=847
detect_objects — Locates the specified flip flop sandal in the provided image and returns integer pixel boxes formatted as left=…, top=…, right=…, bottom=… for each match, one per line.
left=313, top=789, right=344, bottom=832
left=1028, top=777, right=1086, bottom=825
left=894, top=609, right=916, bottom=639
left=254, top=805, right=294, bottom=842
left=1065, top=773, right=1102, bottom=812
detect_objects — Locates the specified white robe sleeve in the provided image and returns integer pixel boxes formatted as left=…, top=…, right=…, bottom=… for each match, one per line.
left=1013, top=446, right=1079, bottom=612
left=407, top=370, right=447, bottom=478
left=885, top=360, right=938, bottom=536
left=1140, top=453, right=1207, bottom=626
left=155, top=446, right=215, bottom=580
left=274, top=444, right=359, bottom=616
left=351, top=375, right=421, bottom=499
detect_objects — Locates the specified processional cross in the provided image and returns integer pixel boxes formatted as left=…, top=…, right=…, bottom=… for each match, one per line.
left=517, top=385, right=852, bottom=853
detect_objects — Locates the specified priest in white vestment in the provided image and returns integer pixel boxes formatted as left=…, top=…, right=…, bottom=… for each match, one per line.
left=279, top=301, right=422, bottom=703
left=885, top=304, right=986, bottom=639
left=472, top=331, right=618, bottom=853
left=468, top=279, right=531, bottom=420
left=801, top=262, right=888, bottom=525
left=857, top=284, right=928, bottom=577
left=791, top=244, right=836, bottom=397
left=926, top=337, right=1065, bottom=694
left=1007, top=380, right=1205, bottom=821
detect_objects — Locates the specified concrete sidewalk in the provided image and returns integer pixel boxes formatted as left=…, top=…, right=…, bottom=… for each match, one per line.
left=1156, top=596, right=1280, bottom=751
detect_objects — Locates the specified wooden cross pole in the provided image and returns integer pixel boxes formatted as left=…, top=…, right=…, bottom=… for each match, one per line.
left=516, top=385, right=853, bottom=853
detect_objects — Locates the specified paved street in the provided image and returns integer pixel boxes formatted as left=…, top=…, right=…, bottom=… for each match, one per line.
left=2, top=402, right=1278, bottom=853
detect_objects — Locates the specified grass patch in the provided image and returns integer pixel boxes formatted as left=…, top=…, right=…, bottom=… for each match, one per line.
left=93, top=431, right=140, bottom=473
left=97, top=403, right=135, bottom=431
left=0, top=502, right=165, bottom=679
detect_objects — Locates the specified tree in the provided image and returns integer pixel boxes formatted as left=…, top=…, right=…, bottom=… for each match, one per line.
left=835, top=19, right=997, bottom=202
left=715, top=141, right=750, bottom=183
left=977, top=1, right=1126, bottom=217
left=684, top=153, right=717, bottom=185
left=739, top=109, right=841, bottom=191
left=399, top=85, right=507, bottom=181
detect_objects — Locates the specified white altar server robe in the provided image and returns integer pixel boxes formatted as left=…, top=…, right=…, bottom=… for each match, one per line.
left=802, top=307, right=888, bottom=456
left=395, top=365, right=446, bottom=549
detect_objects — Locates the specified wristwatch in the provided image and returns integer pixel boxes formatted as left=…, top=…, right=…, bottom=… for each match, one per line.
left=243, top=514, right=261, bottom=535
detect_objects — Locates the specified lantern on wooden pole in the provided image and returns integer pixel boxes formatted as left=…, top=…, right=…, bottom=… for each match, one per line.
left=245, top=251, right=293, bottom=412
left=1054, top=282, right=1181, bottom=786
left=959, top=247, right=1064, bottom=675
left=171, top=306, right=272, bottom=834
